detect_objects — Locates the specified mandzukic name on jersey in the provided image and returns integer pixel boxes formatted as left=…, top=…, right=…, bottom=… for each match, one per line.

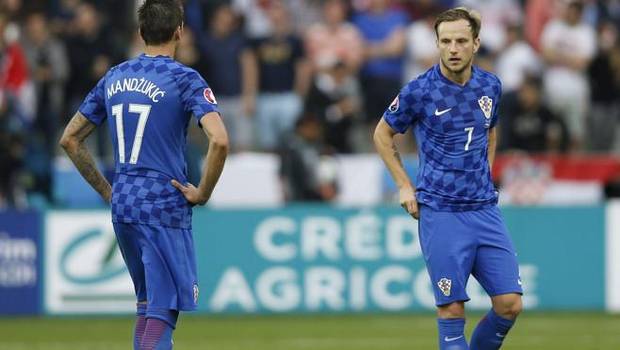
left=107, top=77, right=166, bottom=103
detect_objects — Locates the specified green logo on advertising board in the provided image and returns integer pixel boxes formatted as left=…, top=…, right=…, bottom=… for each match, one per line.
left=60, top=229, right=126, bottom=284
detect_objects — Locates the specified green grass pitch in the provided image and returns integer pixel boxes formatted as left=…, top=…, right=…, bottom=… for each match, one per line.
left=1, top=312, right=619, bottom=349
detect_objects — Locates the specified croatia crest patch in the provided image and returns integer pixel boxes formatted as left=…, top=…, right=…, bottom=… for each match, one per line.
left=438, top=278, right=452, bottom=297
left=478, top=95, right=493, bottom=119
left=203, top=88, right=217, bottom=104
left=193, top=283, right=199, bottom=304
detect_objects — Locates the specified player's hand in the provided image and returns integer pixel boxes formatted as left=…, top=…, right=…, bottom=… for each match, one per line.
left=399, top=186, right=419, bottom=220
left=171, top=179, right=208, bottom=206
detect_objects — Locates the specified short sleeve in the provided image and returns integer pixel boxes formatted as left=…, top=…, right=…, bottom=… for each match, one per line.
left=78, top=76, right=107, bottom=126
left=382, top=83, right=419, bottom=134
left=178, top=69, right=220, bottom=123
left=490, top=79, right=502, bottom=128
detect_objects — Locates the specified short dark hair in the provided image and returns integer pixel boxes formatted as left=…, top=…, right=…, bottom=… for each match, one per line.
left=138, top=0, right=184, bottom=46
left=434, top=7, right=481, bottom=39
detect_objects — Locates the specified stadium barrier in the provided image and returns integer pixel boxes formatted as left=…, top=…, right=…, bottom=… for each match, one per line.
left=1, top=203, right=618, bottom=315
left=193, top=205, right=605, bottom=313
left=0, top=211, right=41, bottom=315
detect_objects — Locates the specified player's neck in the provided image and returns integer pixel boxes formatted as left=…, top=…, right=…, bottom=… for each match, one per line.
left=439, top=62, right=472, bottom=86
left=144, top=43, right=176, bottom=59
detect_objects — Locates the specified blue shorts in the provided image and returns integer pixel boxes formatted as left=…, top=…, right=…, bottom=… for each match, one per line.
left=113, top=223, right=199, bottom=318
left=418, top=205, right=523, bottom=306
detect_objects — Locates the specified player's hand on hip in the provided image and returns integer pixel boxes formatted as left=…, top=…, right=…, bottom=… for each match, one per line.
left=171, top=179, right=208, bottom=206
left=399, top=186, right=419, bottom=220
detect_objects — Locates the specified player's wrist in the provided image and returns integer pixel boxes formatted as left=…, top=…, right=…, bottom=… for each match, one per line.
left=397, top=183, right=415, bottom=191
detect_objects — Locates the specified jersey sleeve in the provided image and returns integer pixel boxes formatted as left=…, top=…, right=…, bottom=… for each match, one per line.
left=178, top=68, right=220, bottom=124
left=78, top=76, right=107, bottom=126
left=490, top=79, right=502, bottom=128
left=382, top=82, right=420, bottom=134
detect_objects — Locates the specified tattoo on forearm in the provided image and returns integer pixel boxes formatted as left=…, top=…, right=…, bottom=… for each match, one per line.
left=62, top=113, right=111, bottom=201
left=392, top=143, right=403, bottom=166
left=67, top=143, right=111, bottom=200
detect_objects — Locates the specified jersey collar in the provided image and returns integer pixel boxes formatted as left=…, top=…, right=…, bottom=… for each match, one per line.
left=435, top=64, right=477, bottom=88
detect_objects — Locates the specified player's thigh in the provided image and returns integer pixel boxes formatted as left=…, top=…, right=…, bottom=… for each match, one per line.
left=113, top=222, right=146, bottom=300
left=140, top=224, right=199, bottom=311
left=419, top=206, right=477, bottom=305
left=471, top=207, right=522, bottom=297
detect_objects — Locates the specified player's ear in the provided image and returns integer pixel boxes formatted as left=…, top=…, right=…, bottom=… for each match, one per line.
left=472, top=36, right=481, bottom=54
left=174, top=23, right=183, bottom=41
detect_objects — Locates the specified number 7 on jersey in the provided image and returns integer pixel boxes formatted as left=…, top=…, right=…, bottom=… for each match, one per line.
left=112, top=103, right=152, bottom=164
left=464, top=127, right=474, bottom=151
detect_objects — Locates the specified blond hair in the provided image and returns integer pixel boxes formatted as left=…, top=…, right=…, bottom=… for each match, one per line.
left=434, top=7, right=482, bottom=39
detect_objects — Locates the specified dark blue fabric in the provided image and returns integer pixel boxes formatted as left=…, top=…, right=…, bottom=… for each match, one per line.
left=250, top=35, right=304, bottom=92
left=353, top=9, right=408, bottom=79
left=418, top=205, right=523, bottom=306
left=79, top=54, right=219, bottom=227
left=199, top=32, right=247, bottom=96
left=437, top=318, right=469, bottom=350
left=470, top=309, right=515, bottom=350
left=383, top=65, right=502, bottom=211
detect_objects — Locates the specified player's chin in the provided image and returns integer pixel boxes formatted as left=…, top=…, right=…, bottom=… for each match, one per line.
left=448, top=61, right=468, bottom=73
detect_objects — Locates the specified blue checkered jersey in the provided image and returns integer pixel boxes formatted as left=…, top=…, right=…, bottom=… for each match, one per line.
left=79, top=54, right=219, bottom=228
left=383, top=64, right=501, bottom=211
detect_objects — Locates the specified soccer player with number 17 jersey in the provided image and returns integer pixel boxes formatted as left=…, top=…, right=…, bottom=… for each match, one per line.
left=59, top=1, right=229, bottom=349
left=374, top=7, right=522, bottom=350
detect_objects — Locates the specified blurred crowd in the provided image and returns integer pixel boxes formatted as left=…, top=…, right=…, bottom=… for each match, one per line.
left=1, top=0, right=620, bottom=207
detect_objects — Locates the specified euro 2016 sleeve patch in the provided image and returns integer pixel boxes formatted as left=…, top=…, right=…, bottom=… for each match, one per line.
left=388, top=95, right=400, bottom=112
left=203, top=88, right=217, bottom=104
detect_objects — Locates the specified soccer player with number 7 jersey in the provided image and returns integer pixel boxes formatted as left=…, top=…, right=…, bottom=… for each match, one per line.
left=59, top=1, right=228, bottom=349
left=374, top=7, right=522, bottom=350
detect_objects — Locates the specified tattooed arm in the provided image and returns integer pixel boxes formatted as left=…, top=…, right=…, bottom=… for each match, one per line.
left=373, top=118, right=418, bottom=219
left=59, top=112, right=112, bottom=203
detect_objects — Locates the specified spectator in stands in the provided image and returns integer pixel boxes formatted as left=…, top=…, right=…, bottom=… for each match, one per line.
left=249, top=1, right=309, bottom=151
left=63, top=2, right=116, bottom=161
left=541, top=0, right=596, bottom=151
left=287, top=0, right=323, bottom=36
left=0, top=126, right=24, bottom=208
left=49, top=0, right=81, bottom=35
left=304, top=60, right=361, bottom=153
left=524, top=0, right=559, bottom=52
left=458, top=0, right=522, bottom=54
left=305, top=0, right=363, bottom=75
left=0, top=13, right=35, bottom=128
left=499, top=75, right=569, bottom=153
left=0, top=13, right=27, bottom=207
left=232, top=0, right=273, bottom=39
left=403, top=7, right=440, bottom=81
left=587, top=21, right=620, bottom=151
left=279, top=113, right=337, bottom=202
left=22, top=12, right=69, bottom=203
left=398, top=0, right=446, bottom=22
left=353, top=0, right=408, bottom=125
left=199, top=4, right=256, bottom=151
left=496, top=24, right=542, bottom=93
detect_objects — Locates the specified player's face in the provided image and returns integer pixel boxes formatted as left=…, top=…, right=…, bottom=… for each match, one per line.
left=436, top=19, right=480, bottom=74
